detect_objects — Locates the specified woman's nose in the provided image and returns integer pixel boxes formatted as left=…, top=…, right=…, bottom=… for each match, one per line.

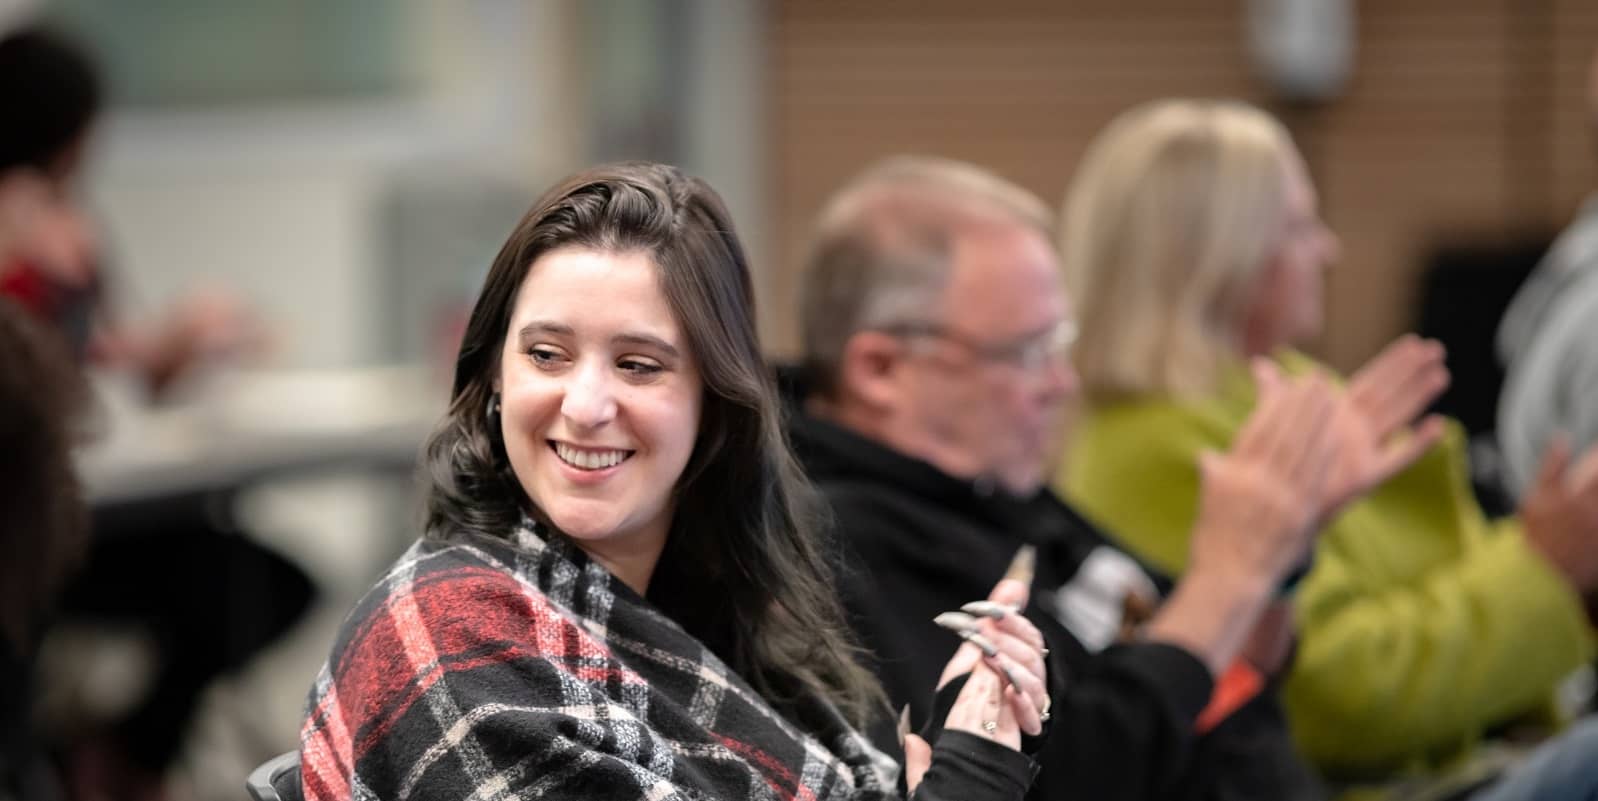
left=560, top=363, right=618, bottom=429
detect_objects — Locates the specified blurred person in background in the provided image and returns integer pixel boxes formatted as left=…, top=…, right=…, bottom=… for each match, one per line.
left=0, top=24, right=255, bottom=393
left=299, top=162, right=1050, bottom=800
left=0, top=23, right=311, bottom=801
left=0, top=300, right=90, bottom=801
left=1059, top=98, right=1598, bottom=801
left=788, top=156, right=1436, bottom=801
left=1497, top=48, right=1598, bottom=502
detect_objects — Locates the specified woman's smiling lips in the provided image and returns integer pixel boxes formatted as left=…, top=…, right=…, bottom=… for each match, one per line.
left=548, top=439, right=635, bottom=483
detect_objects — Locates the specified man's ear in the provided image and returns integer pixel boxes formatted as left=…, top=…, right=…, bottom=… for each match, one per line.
left=838, top=330, right=908, bottom=413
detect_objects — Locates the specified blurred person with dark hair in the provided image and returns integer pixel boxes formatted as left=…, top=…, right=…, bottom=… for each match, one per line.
left=1498, top=49, right=1598, bottom=502
left=0, top=299, right=88, bottom=801
left=0, top=24, right=255, bottom=393
left=787, top=156, right=1440, bottom=801
left=0, top=22, right=311, bottom=801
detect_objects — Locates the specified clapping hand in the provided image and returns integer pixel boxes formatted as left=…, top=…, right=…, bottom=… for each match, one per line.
left=903, top=556, right=1051, bottom=793
left=1317, top=335, right=1449, bottom=519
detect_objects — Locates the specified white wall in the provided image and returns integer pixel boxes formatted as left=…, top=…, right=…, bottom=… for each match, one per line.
left=83, top=0, right=579, bottom=369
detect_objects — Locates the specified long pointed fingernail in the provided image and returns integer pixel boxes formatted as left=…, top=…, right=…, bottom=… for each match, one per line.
left=987, top=655, right=1023, bottom=694
left=961, top=601, right=1017, bottom=620
left=897, top=704, right=911, bottom=745
left=1003, top=545, right=1036, bottom=586
left=933, top=611, right=981, bottom=633
left=955, top=629, right=1000, bottom=658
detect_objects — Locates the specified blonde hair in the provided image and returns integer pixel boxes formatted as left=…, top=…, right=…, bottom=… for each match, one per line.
left=800, top=156, right=1052, bottom=397
left=1062, top=99, right=1294, bottom=400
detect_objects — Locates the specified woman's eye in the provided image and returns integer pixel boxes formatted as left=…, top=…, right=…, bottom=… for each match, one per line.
left=529, top=347, right=567, bottom=367
left=618, top=358, right=663, bottom=377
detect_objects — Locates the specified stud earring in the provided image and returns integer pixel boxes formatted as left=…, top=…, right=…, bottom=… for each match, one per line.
left=485, top=392, right=502, bottom=427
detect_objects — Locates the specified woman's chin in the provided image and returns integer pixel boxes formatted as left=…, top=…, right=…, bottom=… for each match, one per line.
left=544, top=497, right=640, bottom=541
left=534, top=494, right=671, bottom=554
left=547, top=513, right=619, bottom=543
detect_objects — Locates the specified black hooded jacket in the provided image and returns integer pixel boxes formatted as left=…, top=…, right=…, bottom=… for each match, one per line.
left=783, top=373, right=1326, bottom=801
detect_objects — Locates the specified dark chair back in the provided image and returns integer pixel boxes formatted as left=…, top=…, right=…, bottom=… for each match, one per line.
left=245, top=750, right=301, bottom=801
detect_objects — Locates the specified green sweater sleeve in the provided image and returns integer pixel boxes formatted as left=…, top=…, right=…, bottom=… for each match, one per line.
left=1060, top=376, right=1595, bottom=777
left=1287, top=517, right=1592, bottom=772
left=1058, top=397, right=1220, bottom=577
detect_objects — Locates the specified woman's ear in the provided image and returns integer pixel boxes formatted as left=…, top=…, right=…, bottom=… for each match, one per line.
left=482, top=382, right=507, bottom=464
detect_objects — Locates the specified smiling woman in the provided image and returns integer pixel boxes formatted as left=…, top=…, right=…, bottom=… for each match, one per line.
left=496, top=248, right=702, bottom=593
left=296, top=162, right=1049, bottom=801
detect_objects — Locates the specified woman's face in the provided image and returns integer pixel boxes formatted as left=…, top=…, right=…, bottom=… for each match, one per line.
left=1250, top=149, right=1341, bottom=349
left=497, top=246, right=702, bottom=558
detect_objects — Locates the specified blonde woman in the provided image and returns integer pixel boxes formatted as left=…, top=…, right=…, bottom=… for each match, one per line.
left=1057, top=99, right=1598, bottom=800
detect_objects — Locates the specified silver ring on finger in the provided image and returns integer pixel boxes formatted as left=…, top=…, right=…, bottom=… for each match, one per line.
left=981, top=719, right=998, bottom=737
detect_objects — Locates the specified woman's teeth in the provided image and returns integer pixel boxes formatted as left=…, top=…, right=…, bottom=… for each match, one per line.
left=554, top=442, right=630, bottom=470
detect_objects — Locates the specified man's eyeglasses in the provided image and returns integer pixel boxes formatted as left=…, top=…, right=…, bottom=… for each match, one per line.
left=876, top=318, right=1077, bottom=372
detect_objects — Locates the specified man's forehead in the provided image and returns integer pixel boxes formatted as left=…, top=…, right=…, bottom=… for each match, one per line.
left=942, top=224, right=1064, bottom=316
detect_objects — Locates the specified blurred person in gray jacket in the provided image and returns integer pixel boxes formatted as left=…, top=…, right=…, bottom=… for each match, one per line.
left=1497, top=48, right=1598, bottom=500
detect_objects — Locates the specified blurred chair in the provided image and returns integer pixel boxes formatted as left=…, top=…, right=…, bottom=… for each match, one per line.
left=1415, top=234, right=1553, bottom=517
left=245, top=750, right=301, bottom=801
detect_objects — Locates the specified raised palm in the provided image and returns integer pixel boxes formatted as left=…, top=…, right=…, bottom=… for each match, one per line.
left=1314, top=335, right=1450, bottom=518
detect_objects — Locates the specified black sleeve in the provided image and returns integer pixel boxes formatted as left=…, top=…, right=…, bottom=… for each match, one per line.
left=911, top=731, right=1035, bottom=801
left=1032, top=640, right=1213, bottom=801
left=901, top=675, right=1036, bottom=800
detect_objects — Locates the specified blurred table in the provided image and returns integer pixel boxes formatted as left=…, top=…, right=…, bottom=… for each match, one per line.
left=55, top=366, right=448, bottom=768
left=80, top=364, right=447, bottom=505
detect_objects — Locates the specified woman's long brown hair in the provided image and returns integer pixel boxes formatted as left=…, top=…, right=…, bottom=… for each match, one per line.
left=420, top=162, right=886, bottom=727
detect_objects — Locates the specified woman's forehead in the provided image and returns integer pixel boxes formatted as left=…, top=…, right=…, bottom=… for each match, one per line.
left=508, top=248, right=683, bottom=340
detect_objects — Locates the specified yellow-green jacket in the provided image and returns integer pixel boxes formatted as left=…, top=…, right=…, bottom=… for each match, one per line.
left=1060, top=352, right=1594, bottom=784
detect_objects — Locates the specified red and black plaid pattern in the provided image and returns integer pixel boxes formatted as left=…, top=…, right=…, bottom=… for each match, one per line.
left=299, top=525, right=901, bottom=800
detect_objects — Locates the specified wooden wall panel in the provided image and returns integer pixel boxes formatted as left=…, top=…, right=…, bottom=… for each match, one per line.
left=767, top=0, right=1598, bottom=374
left=768, top=0, right=1260, bottom=358
left=1311, top=3, right=1514, bottom=367
left=1551, top=0, right=1598, bottom=216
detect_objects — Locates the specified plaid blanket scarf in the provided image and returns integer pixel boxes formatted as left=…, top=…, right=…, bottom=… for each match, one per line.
left=298, top=523, right=1027, bottom=800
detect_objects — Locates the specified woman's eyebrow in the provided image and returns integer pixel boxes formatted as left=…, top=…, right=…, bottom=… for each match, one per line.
left=614, top=332, right=679, bottom=358
left=517, top=320, right=574, bottom=339
left=518, top=321, right=679, bottom=359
